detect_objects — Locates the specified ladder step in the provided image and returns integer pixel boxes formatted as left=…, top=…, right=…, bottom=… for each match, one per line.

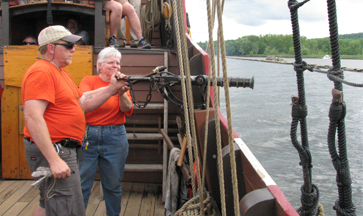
left=134, top=103, right=164, bottom=110
left=127, top=133, right=163, bottom=140
left=124, top=164, right=163, bottom=172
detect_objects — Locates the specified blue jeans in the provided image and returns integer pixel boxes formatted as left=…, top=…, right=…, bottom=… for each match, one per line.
left=79, top=124, right=129, bottom=216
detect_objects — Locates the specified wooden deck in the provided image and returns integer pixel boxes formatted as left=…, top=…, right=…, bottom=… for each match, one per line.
left=0, top=180, right=164, bottom=216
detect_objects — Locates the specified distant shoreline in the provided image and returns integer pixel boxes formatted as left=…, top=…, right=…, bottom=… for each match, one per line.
left=227, top=56, right=363, bottom=72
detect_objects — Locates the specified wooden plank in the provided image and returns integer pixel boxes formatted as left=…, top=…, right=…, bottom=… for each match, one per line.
left=3, top=46, right=39, bottom=87
left=18, top=185, right=38, bottom=202
left=139, top=184, right=157, bottom=216
left=134, top=103, right=165, bottom=110
left=1, top=86, right=20, bottom=179
left=18, top=194, right=41, bottom=216
left=2, top=202, right=28, bottom=216
left=3, top=46, right=93, bottom=87
left=0, top=180, right=15, bottom=193
left=123, top=183, right=144, bottom=215
left=127, top=133, right=163, bottom=140
left=94, top=200, right=106, bottom=216
left=153, top=184, right=165, bottom=216
left=122, top=54, right=164, bottom=67
left=63, top=46, right=94, bottom=86
left=18, top=88, right=31, bottom=179
left=18, top=105, right=25, bottom=135
left=86, top=181, right=104, bottom=216
left=0, top=180, right=164, bottom=216
left=88, top=181, right=102, bottom=205
left=0, top=181, right=31, bottom=215
left=125, top=164, right=163, bottom=172
left=120, top=182, right=133, bottom=216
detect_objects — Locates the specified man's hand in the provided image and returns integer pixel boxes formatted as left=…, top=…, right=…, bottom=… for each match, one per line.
left=49, top=157, right=71, bottom=179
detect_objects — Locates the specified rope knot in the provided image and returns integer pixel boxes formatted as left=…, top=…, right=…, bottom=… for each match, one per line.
left=299, top=184, right=319, bottom=216
left=327, top=68, right=344, bottom=81
left=333, top=199, right=356, bottom=216
left=293, top=61, right=308, bottom=73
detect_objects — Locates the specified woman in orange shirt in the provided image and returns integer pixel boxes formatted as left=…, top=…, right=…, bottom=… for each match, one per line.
left=78, top=47, right=133, bottom=216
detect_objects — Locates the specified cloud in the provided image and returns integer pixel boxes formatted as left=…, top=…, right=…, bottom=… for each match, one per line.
left=224, top=0, right=289, bottom=26
left=185, top=0, right=363, bottom=43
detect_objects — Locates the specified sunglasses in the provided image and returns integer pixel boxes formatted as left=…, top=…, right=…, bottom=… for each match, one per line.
left=23, top=41, right=36, bottom=45
left=52, top=42, right=75, bottom=49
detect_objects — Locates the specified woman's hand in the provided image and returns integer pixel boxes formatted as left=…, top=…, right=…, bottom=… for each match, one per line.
left=111, top=72, right=128, bottom=95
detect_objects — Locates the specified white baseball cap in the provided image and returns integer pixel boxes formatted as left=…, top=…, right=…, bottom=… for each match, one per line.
left=38, top=25, right=82, bottom=47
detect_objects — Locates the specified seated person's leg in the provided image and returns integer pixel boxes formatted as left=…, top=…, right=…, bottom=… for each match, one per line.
left=129, top=0, right=141, bottom=47
left=121, top=2, right=143, bottom=39
left=122, top=2, right=151, bottom=49
left=104, top=0, right=123, bottom=47
left=117, top=19, right=127, bottom=47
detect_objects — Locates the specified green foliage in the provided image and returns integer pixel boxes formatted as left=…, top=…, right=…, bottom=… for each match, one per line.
left=197, top=33, right=363, bottom=57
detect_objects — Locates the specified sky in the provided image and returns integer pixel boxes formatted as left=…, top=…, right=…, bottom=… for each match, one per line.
left=185, top=0, right=363, bottom=43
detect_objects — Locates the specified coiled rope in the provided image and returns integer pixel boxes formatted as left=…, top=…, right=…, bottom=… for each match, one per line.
left=140, top=0, right=160, bottom=43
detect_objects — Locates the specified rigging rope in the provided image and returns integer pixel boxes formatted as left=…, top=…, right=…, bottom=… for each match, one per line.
left=295, top=63, right=363, bottom=87
left=175, top=1, right=204, bottom=211
left=214, top=0, right=240, bottom=215
left=326, top=0, right=356, bottom=215
left=289, top=0, right=357, bottom=215
left=171, top=0, right=200, bottom=204
left=205, top=0, right=227, bottom=214
left=170, top=0, right=240, bottom=215
left=288, top=0, right=320, bottom=215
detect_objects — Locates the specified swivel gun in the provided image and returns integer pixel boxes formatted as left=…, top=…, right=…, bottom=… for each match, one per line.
left=116, top=69, right=254, bottom=109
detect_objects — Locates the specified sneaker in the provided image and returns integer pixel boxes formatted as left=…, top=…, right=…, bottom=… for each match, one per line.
left=130, top=40, right=139, bottom=48
left=138, top=37, right=151, bottom=49
left=109, top=35, right=119, bottom=47
left=118, top=39, right=126, bottom=48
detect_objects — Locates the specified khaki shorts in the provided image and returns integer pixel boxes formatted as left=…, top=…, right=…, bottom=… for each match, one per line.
left=24, top=138, right=85, bottom=216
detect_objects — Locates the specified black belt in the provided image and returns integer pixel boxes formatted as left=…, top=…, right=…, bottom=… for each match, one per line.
left=25, top=137, right=80, bottom=148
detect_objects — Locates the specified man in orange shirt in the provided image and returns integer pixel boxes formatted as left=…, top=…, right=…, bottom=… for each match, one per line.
left=22, top=25, right=128, bottom=216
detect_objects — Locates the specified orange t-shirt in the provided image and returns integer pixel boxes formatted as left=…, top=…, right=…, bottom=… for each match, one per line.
left=21, top=59, right=86, bottom=143
left=79, top=75, right=133, bottom=125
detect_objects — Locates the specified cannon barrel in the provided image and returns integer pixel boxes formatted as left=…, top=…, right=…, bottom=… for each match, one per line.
left=119, top=74, right=254, bottom=89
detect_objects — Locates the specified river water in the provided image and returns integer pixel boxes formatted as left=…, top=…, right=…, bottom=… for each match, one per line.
left=219, top=57, right=363, bottom=215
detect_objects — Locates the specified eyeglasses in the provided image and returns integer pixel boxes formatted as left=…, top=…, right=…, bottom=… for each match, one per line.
left=52, top=42, right=75, bottom=49
left=23, top=41, right=36, bottom=45
left=105, top=61, right=121, bottom=66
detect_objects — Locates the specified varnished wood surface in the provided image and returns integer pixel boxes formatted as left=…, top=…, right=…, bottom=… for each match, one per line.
left=0, top=180, right=164, bottom=216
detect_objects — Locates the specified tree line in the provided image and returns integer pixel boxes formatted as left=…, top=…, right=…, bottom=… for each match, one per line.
left=197, top=33, right=363, bottom=56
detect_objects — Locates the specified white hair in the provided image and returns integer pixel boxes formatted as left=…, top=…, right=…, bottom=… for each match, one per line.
left=96, top=47, right=122, bottom=73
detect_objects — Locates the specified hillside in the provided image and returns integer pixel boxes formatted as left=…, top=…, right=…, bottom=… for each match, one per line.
left=198, top=33, right=363, bottom=57
left=314, top=32, right=363, bottom=40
